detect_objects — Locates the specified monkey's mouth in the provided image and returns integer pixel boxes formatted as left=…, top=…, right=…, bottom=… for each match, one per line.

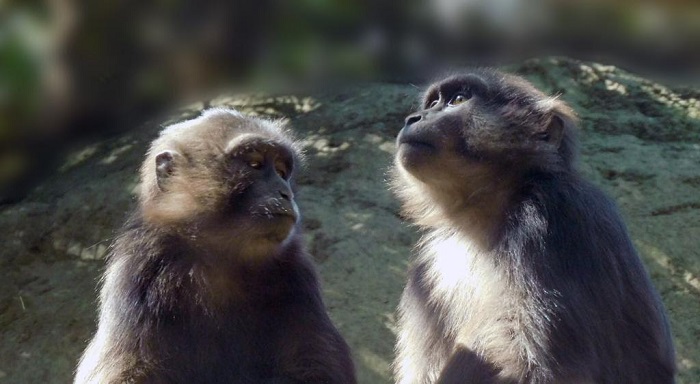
left=256, top=199, right=298, bottom=222
left=397, top=127, right=436, bottom=152
left=399, top=140, right=434, bottom=151
left=263, top=209, right=297, bottom=222
left=397, top=134, right=436, bottom=153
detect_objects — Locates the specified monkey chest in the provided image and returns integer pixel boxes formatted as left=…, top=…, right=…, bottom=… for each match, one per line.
left=421, top=248, right=527, bottom=361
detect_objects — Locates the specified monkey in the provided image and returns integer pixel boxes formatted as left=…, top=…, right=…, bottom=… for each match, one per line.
left=390, top=70, right=676, bottom=384
left=74, top=108, right=356, bottom=384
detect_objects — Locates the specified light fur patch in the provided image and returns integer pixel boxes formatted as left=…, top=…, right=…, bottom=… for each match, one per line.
left=421, top=231, right=539, bottom=381
left=534, top=96, right=560, bottom=112
left=421, top=232, right=510, bottom=344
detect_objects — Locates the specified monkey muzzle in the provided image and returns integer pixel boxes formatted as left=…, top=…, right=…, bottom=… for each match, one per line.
left=256, top=197, right=299, bottom=223
left=398, top=123, right=438, bottom=151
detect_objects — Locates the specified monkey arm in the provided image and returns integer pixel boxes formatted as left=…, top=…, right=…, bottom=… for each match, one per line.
left=277, top=323, right=356, bottom=384
left=262, top=255, right=357, bottom=384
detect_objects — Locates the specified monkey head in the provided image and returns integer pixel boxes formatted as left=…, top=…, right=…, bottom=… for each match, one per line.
left=397, top=71, right=578, bottom=186
left=139, top=108, right=303, bottom=257
left=393, top=70, right=579, bottom=229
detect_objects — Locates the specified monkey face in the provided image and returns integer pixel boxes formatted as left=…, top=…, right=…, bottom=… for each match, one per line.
left=140, top=109, right=303, bottom=258
left=396, top=73, right=498, bottom=188
left=397, top=71, right=570, bottom=188
left=221, top=135, right=299, bottom=245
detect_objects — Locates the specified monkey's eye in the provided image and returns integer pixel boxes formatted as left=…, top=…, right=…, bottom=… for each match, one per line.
left=275, top=167, right=287, bottom=179
left=427, top=99, right=439, bottom=108
left=274, top=159, right=291, bottom=179
left=448, top=92, right=471, bottom=106
left=248, top=160, right=263, bottom=169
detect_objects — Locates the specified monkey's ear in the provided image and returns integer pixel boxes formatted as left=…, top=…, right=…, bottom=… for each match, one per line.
left=541, top=111, right=575, bottom=148
left=155, top=150, right=179, bottom=190
left=542, top=114, right=565, bottom=146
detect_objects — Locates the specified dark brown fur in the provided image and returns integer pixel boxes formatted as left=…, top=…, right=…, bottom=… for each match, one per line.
left=391, top=70, right=676, bottom=383
left=75, top=108, right=356, bottom=384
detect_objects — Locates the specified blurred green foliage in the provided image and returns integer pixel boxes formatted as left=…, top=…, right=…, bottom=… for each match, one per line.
left=0, top=36, right=40, bottom=139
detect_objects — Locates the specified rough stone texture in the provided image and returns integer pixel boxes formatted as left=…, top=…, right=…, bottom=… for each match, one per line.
left=0, top=57, right=698, bottom=383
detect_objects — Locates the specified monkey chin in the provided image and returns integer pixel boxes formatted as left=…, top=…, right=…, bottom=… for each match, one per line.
left=396, top=141, right=437, bottom=174
left=261, top=216, right=297, bottom=244
left=195, top=215, right=298, bottom=262
left=234, top=215, right=299, bottom=259
left=235, top=228, right=297, bottom=263
left=259, top=201, right=299, bottom=239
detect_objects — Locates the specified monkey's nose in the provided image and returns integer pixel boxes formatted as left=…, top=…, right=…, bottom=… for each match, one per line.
left=279, top=190, right=292, bottom=201
left=405, top=114, right=422, bottom=126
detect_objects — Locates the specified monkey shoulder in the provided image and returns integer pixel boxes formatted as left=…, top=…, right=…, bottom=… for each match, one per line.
left=522, top=175, right=636, bottom=259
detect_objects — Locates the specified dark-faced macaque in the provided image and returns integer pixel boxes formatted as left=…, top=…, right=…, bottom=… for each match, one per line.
left=391, top=71, right=676, bottom=383
left=75, top=108, right=356, bottom=384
